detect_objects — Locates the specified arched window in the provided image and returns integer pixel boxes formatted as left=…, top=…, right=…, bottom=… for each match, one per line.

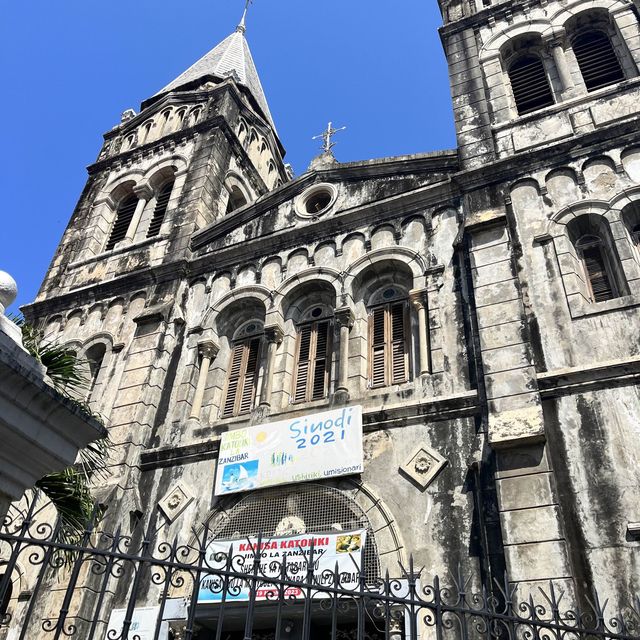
left=147, top=179, right=174, bottom=238
left=622, top=202, right=640, bottom=251
left=222, top=322, right=262, bottom=418
left=368, top=287, right=410, bottom=388
left=575, top=234, right=618, bottom=302
left=567, top=214, right=627, bottom=304
left=292, top=306, right=332, bottom=403
left=572, top=30, right=624, bottom=91
left=207, top=484, right=381, bottom=582
left=225, top=185, right=248, bottom=214
left=85, top=343, right=106, bottom=401
left=106, top=194, right=138, bottom=251
left=508, top=54, right=555, bottom=115
left=566, top=10, right=629, bottom=93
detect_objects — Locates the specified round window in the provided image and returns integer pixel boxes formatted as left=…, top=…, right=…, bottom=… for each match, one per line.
left=383, top=288, right=396, bottom=300
left=305, top=191, right=332, bottom=214
left=295, top=183, right=337, bottom=219
left=311, top=307, right=323, bottom=318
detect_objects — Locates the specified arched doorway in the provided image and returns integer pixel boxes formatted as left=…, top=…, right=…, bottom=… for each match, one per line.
left=195, top=483, right=389, bottom=639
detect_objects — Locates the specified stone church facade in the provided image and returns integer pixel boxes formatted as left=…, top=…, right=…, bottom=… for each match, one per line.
left=5, top=0, right=640, bottom=636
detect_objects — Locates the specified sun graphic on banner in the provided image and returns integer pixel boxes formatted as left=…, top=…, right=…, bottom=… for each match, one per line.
left=255, top=431, right=268, bottom=443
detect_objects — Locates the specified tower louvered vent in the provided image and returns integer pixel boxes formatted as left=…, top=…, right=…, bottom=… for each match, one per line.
left=106, top=195, right=138, bottom=251
left=573, top=31, right=624, bottom=91
left=147, top=180, right=173, bottom=238
left=508, top=55, right=555, bottom=115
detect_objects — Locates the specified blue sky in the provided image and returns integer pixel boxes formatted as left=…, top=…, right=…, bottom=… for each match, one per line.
left=0, top=1, right=455, bottom=314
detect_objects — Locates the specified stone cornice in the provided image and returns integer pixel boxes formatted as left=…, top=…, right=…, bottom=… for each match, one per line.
left=452, top=114, right=640, bottom=193
left=537, top=356, right=640, bottom=398
left=439, top=0, right=533, bottom=38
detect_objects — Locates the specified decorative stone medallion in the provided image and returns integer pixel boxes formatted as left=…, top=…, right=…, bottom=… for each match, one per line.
left=158, top=483, right=194, bottom=523
left=399, top=444, right=447, bottom=490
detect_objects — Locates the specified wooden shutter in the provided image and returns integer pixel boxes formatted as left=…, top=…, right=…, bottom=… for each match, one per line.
left=106, top=195, right=138, bottom=250
left=222, top=337, right=260, bottom=418
left=582, top=245, right=614, bottom=302
left=369, top=303, right=409, bottom=387
left=369, top=307, right=387, bottom=388
left=389, top=302, right=409, bottom=384
left=147, top=181, right=173, bottom=238
left=293, top=321, right=330, bottom=403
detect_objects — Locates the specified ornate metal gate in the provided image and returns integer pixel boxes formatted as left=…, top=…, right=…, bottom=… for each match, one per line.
left=0, top=500, right=638, bottom=640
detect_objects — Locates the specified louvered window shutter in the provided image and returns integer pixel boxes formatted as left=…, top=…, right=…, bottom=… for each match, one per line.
left=369, top=307, right=388, bottom=388
left=390, top=302, right=409, bottom=384
left=147, top=180, right=173, bottom=238
left=106, top=195, right=138, bottom=250
left=311, top=321, right=330, bottom=400
left=573, top=31, right=624, bottom=92
left=222, top=338, right=260, bottom=418
left=369, top=303, right=409, bottom=387
left=293, top=321, right=331, bottom=403
left=582, top=245, right=615, bottom=302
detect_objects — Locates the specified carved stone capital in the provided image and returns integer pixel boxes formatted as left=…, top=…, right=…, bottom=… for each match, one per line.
left=197, top=339, right=219, bottom=359
left=133, top=183, right=154, bottom=200
left=542, top=28, right=566, bottom=48
left=409, top=288, right=428, bottom=311
left=334, top=306, right=355, bottom=329
left=264, top=324, right=284, bottom=345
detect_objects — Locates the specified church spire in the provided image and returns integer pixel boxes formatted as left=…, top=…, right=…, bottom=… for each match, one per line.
left=154, top=3, right=274, bottom=129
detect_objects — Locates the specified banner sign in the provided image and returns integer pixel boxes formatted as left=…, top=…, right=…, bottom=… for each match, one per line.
left=198, top=529, right=367, bottom=603
left=214, top=406, right=363, bottom=496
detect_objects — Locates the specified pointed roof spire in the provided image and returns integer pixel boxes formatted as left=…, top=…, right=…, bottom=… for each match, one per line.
left=154, top=2, right=274, bottom=129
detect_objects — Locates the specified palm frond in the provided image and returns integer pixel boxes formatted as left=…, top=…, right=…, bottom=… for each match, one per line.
left=14, top=321, right=111, bottom=547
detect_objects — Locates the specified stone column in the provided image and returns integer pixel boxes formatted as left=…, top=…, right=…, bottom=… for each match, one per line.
left=410, top=289, right=431, bottom=375
left=189, top=340, right=219, bottom=421
left=334, top=306, right=355, bottom=401
left=543, top=31, right=575, bottom=96
left=125, top=184, right=153, bottom=241
left=259, top=325, right=283, bottom=408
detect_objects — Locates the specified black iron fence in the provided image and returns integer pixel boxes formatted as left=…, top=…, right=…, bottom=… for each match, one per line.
left=0, top=499, right=639, bottom=640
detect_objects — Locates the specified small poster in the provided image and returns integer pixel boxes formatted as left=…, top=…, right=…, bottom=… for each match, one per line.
left=214, top=406, right=363, bottom=496
left=198, top=529, right=367, bottom=603
left=106, top=606, right=168, bottom=640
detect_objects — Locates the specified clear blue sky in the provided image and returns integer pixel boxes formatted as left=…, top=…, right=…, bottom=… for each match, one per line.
left=0, top=0, right=456, bottom=315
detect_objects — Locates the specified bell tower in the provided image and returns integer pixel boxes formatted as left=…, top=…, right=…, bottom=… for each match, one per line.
left=438, top=0, right=640, bottom=607
left=34, top=8, right=287, bottom=303
left=438, top=0, right=640, bottom=168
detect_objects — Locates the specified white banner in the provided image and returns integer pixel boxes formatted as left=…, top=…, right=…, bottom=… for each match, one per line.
left=198, top=529, right=367, bottom=603
left=214, top=406, right=363, bottom=495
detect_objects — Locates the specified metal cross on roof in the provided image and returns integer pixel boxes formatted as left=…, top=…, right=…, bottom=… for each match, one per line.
left=312, top=122, right=347, bottom=153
